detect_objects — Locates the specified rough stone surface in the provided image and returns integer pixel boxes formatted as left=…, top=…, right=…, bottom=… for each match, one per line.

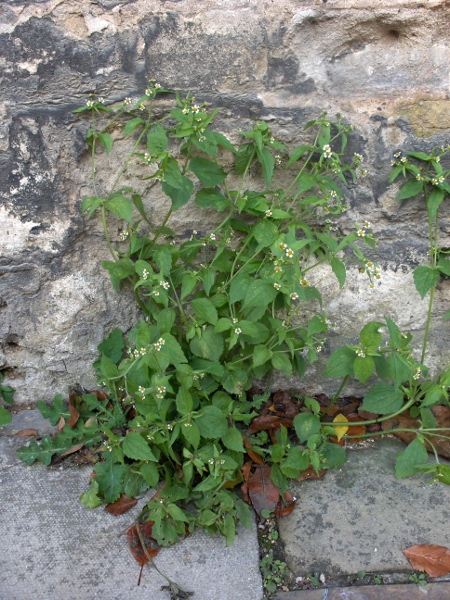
left=1, top=0, right=450, bottom=404
left=274, top=583, right=450, bottom=600
left=0, top=412, right=263, bottom=600
left=278, top=437, right=450, bottom=579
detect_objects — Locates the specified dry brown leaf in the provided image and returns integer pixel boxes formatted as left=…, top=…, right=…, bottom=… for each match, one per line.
left=57, top=415, right=65, bottom=433
left=67, top=391, right=80, bottom=429
left=404, top=544, right=450, bottom=577
left=248, top=465, right=280, bottom=516
left=105, top=494, right=138, bottom=515
left=10, top=429, right=38, bottom=437
left=382, top=406, right=450, bottom=459
left=127, top=520, right=160, bottom=585
left=242, top=434, right=265, bottom=465
left=52, top=442, right=85, bottom=463
left=248, top=414, right=293, bottom=434
left=296, top=466, right=326, bottom=482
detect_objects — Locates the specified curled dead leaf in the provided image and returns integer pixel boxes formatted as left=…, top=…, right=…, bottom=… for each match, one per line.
left=68, top=391, right=80, bottom=429
left=105, top=494, right=137, bottom=515
left=127, top=520, right=160, bottom=585
left=10, top=429, right=38, bottom=437
left=404, top=544, right=450, bottom=578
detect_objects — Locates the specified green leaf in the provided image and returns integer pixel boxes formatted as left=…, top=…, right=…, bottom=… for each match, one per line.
left=395, top=438, right=428, bottom=478
left=124, top=471, right=150, bottom=497
left=330, top=257, right=346, bottom=288
left=271, top=353, right=292, bottom=377
left=176, top=387, right=193, bottom=415
left=221, top=369, right=249, bottom=395
left=102, top=258, right=135, bottom=292
left=196, top=405, right=228, bottom=438
left=235, top=144, right=255, bottom=174
left=321, top=442, right=347, bottom=469
left=195, top=188, right=231, bottom=211
left=181, top=273, right=198, bottom=300
left=189, top=157, right=227, bottom=187
left=294, top=412, right=321, bottom=443
left=163, top=157, right=184, bottom=189
left=98, top=328, right=124, bottom=363
left=122, top=432, right=158, bottom=461
left=438, top=257, right=450, bottom=277
left=428, top=188, right=445, bottom=221
left=324, top=346, right=356, bottom=378
left=359, top=321, right=383, bottom=349
left=397, top=178, right=423, bottom=200
left=147, top=124, right=168, bottom=154
left=98, top=132, right=113, bottom=154
left=362, top=383, right=404, bottom=414
left=0, top=406, right=12, bottom=426
left=162, top=175, right=194, bottom=211
left=221, top=427, right=245, bottom=452
left=189, top=327, right=224, bottom=361
left=140, top=462, right=160, bottom=487
left=181, top=421, right=200, bottom=449
left=105, top=196, right=133, bottom=222
left=123, top=117, right=145, bottom=136
left=37, top=395, right=68, bottom=425
left=286, top=145, right=313, bottom=168
left=0, top=384, right=14, bottom=405
left=81, top=196, right=104, bottom=219
left=190, top=298, right=218, bottom=325
left=389, top=354, right=412, bottom=387
left=413, top=265, right=440, bottom=300
left=253, top=220, right=279, bottom=248
left=257, top=147, right=274, bottom=186
left=353, top=356, right=375, bottom=384
left=213, top=131, right=237, bottom=154
left=253, top=345, right=273, bottom=367
left=95, top=454, right=126, bottom=503
left=280, top=446, right=309, bottom=478
left=421, top=383, right=446, bottom=407
left=297, top=172, right=317, bottom=195
left=80, top=479, right=103, bottom=508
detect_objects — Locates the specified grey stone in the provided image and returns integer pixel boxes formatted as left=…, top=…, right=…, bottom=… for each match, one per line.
left=279, top=438, right=450, bottom=578
left=0, top=446, right=263, bottom=600
left=1, top=0, right=450, bottom=404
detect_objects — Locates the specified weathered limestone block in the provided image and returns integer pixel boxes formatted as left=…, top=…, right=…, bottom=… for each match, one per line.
left=1, top=0, right=449, bottom=404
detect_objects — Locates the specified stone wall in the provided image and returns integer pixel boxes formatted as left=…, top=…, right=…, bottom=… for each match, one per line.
left=1, top=0, right=450, bottom=404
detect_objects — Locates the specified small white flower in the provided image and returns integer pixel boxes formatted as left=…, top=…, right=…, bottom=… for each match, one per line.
left=124, top=97, right=132, bottom=105
left=138, top=386, right=145, bottom=393
left=98, top=97, right=105, bottom=104
left=86, top=100, right=94, bottom=107
left=210, top=233, right=216, bottom=241
left=265, top=210, right=272, bottom=217
left=160, top=280, right=170, bottom=289
left=235, top=327, right=242, bottom=335
left=290, top=292, right=299, bottom=300
left=139, top=347, right=147, bottom=355
left=274, top=282, right=281, bottom=290
left=285, top=248, right=294, bottom=258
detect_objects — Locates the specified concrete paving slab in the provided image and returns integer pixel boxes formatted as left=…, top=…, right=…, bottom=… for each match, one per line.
left=274, top=582, right=450, bottom=599
left=0, top=412, right=263, bottom=600
left=278, top=438, right=450, bottom=579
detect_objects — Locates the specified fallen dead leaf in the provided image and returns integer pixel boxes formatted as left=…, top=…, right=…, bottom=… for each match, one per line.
left=382, top=406, right=450, bottom=459
left=248, top=414, right=293, bottom=434
left=296, top=466, right=326, bottom=482
left=242, top=434, right=265, bottom=465
left=67, top=392, right=80, bottom=429
left=248, top=465, right=280, bottom=516
left=127, top=520, right=160, bottom=585
left=52, top=442, right=85, bottom=463
left=105, top=494, right=138, bottom=515
left=404, top=544, right=450, bottom=577
left=275, top=491, right=296, bottom=518
left=10, top=429, right=38, bottom=437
